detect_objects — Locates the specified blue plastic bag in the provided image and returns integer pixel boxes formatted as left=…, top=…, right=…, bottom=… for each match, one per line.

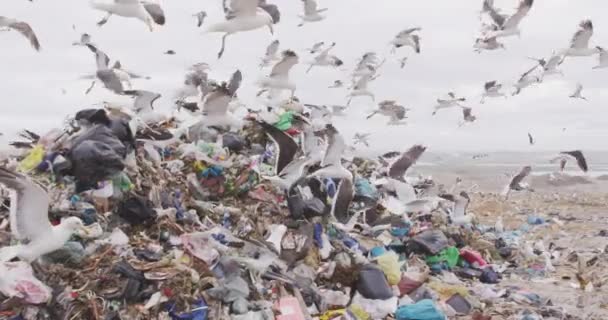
left=396, top=299, right=446, bottom=320
left=168, top=298, right=208, bottom=320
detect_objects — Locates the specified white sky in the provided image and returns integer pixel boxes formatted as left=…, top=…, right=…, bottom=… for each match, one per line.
left=1, top=0, right=607, bottom=152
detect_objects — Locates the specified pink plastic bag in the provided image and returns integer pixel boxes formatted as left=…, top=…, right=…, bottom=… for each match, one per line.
left=0, top=262, right=52, bottom=304
left=459, top=249, right=487, bottom=268
left=275, top=297, right=306, bottom=320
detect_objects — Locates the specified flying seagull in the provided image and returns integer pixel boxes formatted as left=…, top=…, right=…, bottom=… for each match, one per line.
left=257, top=50, right=299, bottom=99
left=328, top=80, right=343, bottom=88
left=481, top=0, right=534, bottom=40
left=390, top=27, right=421, bottom=53
left=481, top=80, right=506, bottom=103
left=569, top=83, right=587, bottom=100
left=367, top=100, right=409, bottom=125
left=260, top=39, right=280, bottom=68
left=513, top=64, right=541, bottom=96
left=309, top=124, right=352, bottom=181
left=90, top=0, right=166, bottom=32
left=474, top=35, right=505, bottom=53
left=347, top=73, right=375, bottom=106
left=84, top=44, right=125, bottom=94
left=210, top=0, right=279, bottom=59
left=459, top=107, right=476, bottom=126
left=0, top=16, right=40, bottom=51
left=193, top=11, right=207, bottom=27
left=353, top=133, right=370, bottom=147
left=527, top=53, right=565, bottom=78
left=123, top=90, right=161, bottom=114
left=388, top=145, right=427, bottom=182
left=0, top=168, right=88, bottom=262
left=257, top=120, right=303, bottom=190
left=593, top=46, right=608, bottom=69
left=438, top=191, right=471, bottom=225
left=297, top=0, right=328, bottom=27
left=502, top=165, right=533, bottom=199
left=528, top=132, right=534, bottom=145
left=399, top=57, right=408, bottom=69
left=307, top=41, right=325, bottom=54
left=72, top=33, right=92, bottom=46
left=561, top=20, right=599, bottom=57
left=432, top=92, right=466, bottom=115
left=306, top=42, right=343, bottom=73
left=560, top=150, right=589, bottom=173
left=194, top=82, right=242, bottom=130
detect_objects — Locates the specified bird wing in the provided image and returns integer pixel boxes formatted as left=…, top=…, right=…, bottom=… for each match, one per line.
left=353, top=74, right=371, bottom=90
left=509, top=166, right=531, bottom=189
left=270, top=51, right=298, bottom=77
left=528, top=132, right=534, bottom=144
left=202, top=85, right=231, bottom=116
left=482, top=0, right=507, bottom=27
left=142, top=2, right=166, bottom=25
left=545, top=54, right=564, bottom=70
left=9, top=21, right=40, bottom=51
left=519, top=63, right=539, bottom=81
left=391, top=179, right=417, bottom=203
left=259, top=3, right=280, bottom=24
left=391, top=105, right=407, bottom=120
left=0, top=168, right=52, bottom=241
left=396, top=27, right=421, bottom=38
left=462, top=107, right=472, bottom=118
left=321, top=125, right=346, bottom=167
left=258, top=121, right=299, bottom=174
left=330, top=178, right=354, bottom=224
left=560, top=150, right=588, bottom=172
left=96, top=70, right=124, bottom=94
left=388, top=144, right=426, bottom=180
left=570, top=20, right=593, bottom=49
left=265, top=40, right=280, bottom=57
left=302, top=126, right=318, bottom=155
left=502, top=0, right=533, bottom=29
left=452, top=192, right=470, bottom=218
left=484, top=80, right=497, bottom=91
left=230, top=0, right=259, bottom=17
left=86, top=44, right=110, bottom=70
left=124, top=90, right=161, bottom=113
left=227, top=69, right=242, bottom=97
left=303, top=0, right=319, bottom=15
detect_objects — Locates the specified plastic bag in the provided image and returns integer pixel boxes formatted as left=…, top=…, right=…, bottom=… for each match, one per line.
left=426, top=246, right=460, bottom=268
left=411, top=230, right=449, bottom=255
left=376, top=251, right=401, bottom=285
left=18, top=144, right=45, bottom=172
left=274, top=110, right=295, bottom=131
left=0, top=261, right=53, bottom=304
left=356, top=264, right=394, bottom=300
left=395, top=299, right=446, bottom=320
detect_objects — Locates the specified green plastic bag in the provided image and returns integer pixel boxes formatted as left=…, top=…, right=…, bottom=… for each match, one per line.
left=274, top=110, right=294, bottom=131
left=426, top=246, right=460, bottom=268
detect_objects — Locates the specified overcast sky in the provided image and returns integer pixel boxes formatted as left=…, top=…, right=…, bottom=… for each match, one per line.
left=1, top=0, right=607, bottom=152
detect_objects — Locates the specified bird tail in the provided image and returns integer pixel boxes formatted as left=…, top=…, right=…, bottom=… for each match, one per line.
left=0, top=245, right=21, bottom=262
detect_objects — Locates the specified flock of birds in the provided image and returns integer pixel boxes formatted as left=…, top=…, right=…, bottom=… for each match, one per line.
left=0, top=0, right=604, bottom=261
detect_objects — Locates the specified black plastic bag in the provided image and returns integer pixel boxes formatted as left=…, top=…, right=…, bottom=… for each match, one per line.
left=356, top=264, right=393, bottom=300
left=116, top=194, right=157, bottom=225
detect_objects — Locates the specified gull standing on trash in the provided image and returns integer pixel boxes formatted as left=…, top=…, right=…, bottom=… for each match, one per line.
left=260, top=39, right=280, bottom=68
left=367, top=100, right=409, bottom=125
left=481, top=80, right=506, bottom=103
left=502, top=165, right=533, bottom=198
left=0, top=16, right=40, bottom=51
left=297, top=0, right=328, bottom=27
left=569, top=83, right=587, bottom=100
left=306, top=42, right=343, bottom=73
left=208, top=0, right=279, bottom=59
left=438, top=191, right=472, bottom=225
left=481, top=0, right=534, bottom=40
left=256, top=121, right=304, bottom=191
left=84, top=44, right=124, bottom=94
left=561, top=20, right=599, bottom=58
left=309, top=124, right=352, bottom=181
left=89, top=0, right=166, bottom=32
left=593, top=46, right=608, bottom=69
left=390, top=27, right=421, bottom=53
left=257, top=50, right=299, bottom=99
left=0, top=168, right=89, bottom=262
left=432, top=92, right=466, bottom=115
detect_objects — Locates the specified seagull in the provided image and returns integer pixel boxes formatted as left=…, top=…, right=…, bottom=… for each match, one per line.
left=309, top=124, right=352, bottom=182
left=306, top=42, right=343, bottom=73
left=481, top=0, right=534, bottom=40
left=569, top=83, right=587, bottom=100
left=72, top=33, right=92, bottom=46
left=367, top=100, right=409, bottom=125
left=307, top=41, right=325, bottom=54
left=194, top=82, right=242, bottom=130
left=260, top=39, right=280, bottom=68
left=0, top=168, right=88, bottom=262
left=193, top=11, right=207, bottom=27
left=399, top=57, right=408, bottom=69
left=346, top=73, right=375, bottom=106
left=561, top=20, right=599, bottom=57
left=175, top=63, right=210, bottom=100
left=432, top=92, right=466, bottom=115
left=90, top=0, right=166, bottom=32
left=257, top=50, right=299, bottom=99
left=207, top=0, right=278, bottom=59
left=512, top=64, right=541, bottom=96
left=353, top=133, right=370, bottom=147
left=528, top=53, right=565, bottom=79
left=0, top=16, right=40, bottom=51
left=330, top=178, right=355, bottom=224
left=256, top=121, right=303, bottom=191
left=390, top=27, right=421, bottom=54
left=297, top=0, right=328, bottom=27
left=84, top=44, right=125, bottom=94
left=388, top=145, right=427, bottom=182
left=501, top=165, right=532, bottom=199
left=481, top=80, right=507, bottom=103
left=559, top=150, right=589, bottom=173
left=123, top=90, right=161, bottom=116
left=328, top=80, right=343, bottom=88
left=528, top=132, right=534, bottom=145
left=593, top=46, right=608, bottom=69
left=458, top=107, right=476, bottom=126
left=474, top=36, right=505, bottom=52
left=438, top=191, right=472, bottom=225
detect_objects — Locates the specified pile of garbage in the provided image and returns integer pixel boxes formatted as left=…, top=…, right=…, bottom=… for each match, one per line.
left=0, top=106, right=601, bottom=320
